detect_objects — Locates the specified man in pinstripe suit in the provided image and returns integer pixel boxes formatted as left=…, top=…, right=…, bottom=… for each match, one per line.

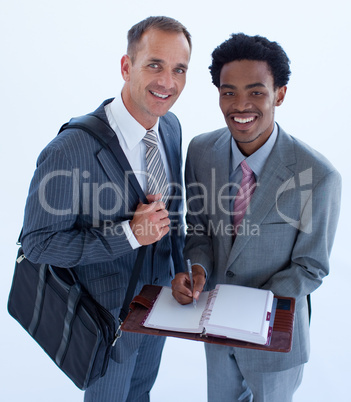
left=21, top=16, right=191, bottom=401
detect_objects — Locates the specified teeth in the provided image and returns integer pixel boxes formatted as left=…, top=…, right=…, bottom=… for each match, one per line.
left=234, top=117, right=255, bottom=124
left=151, top=91, right=169, bottom=99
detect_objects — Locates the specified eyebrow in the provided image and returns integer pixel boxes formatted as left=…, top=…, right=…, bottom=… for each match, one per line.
left=148, top=58, right=188, bottom=70
left=220, top=83, right=266, bottom=90
left=176, top=63, right=189, bottom=70
left=149, top=58, right=164, bottom=64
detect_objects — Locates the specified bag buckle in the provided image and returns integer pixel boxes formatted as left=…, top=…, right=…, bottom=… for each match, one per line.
left=112, top=319, right=123, bottom=346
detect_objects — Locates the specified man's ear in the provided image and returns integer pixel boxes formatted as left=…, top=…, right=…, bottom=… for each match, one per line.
left=121, top=54, right=132, bottom=81
left=275, top=85, right=287, bottom=106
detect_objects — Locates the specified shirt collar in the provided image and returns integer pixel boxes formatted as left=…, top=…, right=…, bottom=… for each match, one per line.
left=109, top=93, right=159, bottom=150
left=231, top=123, right=278, bottom=177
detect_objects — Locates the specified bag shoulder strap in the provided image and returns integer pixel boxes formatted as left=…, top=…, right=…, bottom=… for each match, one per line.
left=52, top=114, right=148, bottom=322
left=59, top=114, right=147, bottom=204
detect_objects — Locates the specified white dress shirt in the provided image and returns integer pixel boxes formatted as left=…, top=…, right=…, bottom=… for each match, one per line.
left=104, top=94, right=171, bottom=249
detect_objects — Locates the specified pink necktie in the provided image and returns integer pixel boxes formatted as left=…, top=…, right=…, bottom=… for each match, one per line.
left=233, top=160, right=256, bottom=236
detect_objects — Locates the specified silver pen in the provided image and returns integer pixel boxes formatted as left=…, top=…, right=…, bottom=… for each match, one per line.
left=186, top=259, right=197, bottom=308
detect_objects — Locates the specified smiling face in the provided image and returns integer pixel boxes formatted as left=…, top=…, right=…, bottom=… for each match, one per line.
left=121, top=28, right=191, bottom=129
left=219, top=60, right=287, bottom=155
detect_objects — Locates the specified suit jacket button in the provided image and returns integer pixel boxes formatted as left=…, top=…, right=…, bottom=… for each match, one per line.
left=226, top=271, right=235, bottom=278
left=153, top=278, right=159, bottom=284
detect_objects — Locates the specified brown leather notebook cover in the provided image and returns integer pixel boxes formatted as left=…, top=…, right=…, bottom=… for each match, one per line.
left=121, top=285, right=295, bottom=353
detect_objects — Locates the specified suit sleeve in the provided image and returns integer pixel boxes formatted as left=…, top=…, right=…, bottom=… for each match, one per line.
left=183, top=138, right=214, bottom=279
left=21, top=144, right=133, bottom=268
left=169, top=114, right=185, bottom=274
left=261, top=168, right=342, bottom=297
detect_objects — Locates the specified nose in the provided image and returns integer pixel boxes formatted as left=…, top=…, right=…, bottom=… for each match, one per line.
left=157, top=68, right=175, bottom=90
left=233, top=94, right=252, bottom=111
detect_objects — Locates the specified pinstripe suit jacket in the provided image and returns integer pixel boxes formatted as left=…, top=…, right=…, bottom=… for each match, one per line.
left=184, top=125, right=341, bottom=372
left=21, top=99, right=185, bottom=362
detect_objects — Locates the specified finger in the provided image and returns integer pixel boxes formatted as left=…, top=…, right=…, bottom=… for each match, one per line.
left=141, top=203, right=165, bottom=222
left=146, top=202, right=166, bottom=217
left=193, top=275, right=205, bottom=292
left=172, top=275, right=192, bottom=297
left=134, top=200, right=146, bottom=211
left=159, top=221, right=170, bottom=232
left=146, top=193, right=162, bottom=203
left=153, top=201, right=166, bottom=212
left=171, top=273, right=187, bottom=287
left=134, top=201, right=153, bottom=215
left=149, top=211, right=169, bottom=228
left=192, top=277, right=205, bottom=300
left=171, top=289, right=193, bottom=305
left=159, top=216, right=170, bottom=226
left=155, top=225, right=170, bottom=241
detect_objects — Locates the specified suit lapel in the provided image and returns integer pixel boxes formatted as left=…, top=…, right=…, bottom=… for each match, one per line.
left=226, top=127, right=297, bottom=269
left=91, top=104, right=181, bottom=225
left=92, top=100, right=146, bottom=204
left=158, top=116, right=180, bottom=213
left=212, top=132, right=233, bottom=261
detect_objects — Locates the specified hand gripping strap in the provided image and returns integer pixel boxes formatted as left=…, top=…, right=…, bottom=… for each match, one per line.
left=58, top=113, right=148, bottom=323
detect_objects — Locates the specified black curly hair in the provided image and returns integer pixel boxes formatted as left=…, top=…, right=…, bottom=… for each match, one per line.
left=209, top=33, right=291, bottom=89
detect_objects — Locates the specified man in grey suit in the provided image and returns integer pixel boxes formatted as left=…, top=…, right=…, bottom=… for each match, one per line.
left=172, top=33, right=341, bottom=401
left=21, top=16, right=191, bottom=401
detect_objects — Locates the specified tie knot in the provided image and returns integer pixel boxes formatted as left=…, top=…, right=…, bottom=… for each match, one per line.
left=143, top=130, right=158, bottom=148
left=241, top=160, right=253, bottom=178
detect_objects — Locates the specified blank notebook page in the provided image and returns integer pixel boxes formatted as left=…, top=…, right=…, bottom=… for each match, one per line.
left=143, top=287, right=209, bottom=333
left=207, top=285, right=269, bottom=334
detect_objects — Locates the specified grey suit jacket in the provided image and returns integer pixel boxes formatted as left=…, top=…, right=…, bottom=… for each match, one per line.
left=21, top=99, right=185, bottom=362
left=184, top=125, right=341, bottom=372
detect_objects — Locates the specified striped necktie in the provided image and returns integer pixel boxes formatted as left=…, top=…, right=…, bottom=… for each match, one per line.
left=233, top=160, right=256, bottom=236
left=143, top=130, right=169, bottom=205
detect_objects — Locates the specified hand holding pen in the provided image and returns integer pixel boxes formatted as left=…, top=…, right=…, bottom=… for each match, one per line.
left=171, top=260, right=206, bottom=306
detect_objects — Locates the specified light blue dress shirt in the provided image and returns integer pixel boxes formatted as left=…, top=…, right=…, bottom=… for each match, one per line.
left=229, top=123, right=278, bottom=214
left=195, top=123, right=278, bottom=277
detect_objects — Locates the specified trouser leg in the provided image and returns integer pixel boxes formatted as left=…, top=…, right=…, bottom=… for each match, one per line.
left=126, top=334, right=166, bottom=402
left=240, top=364, right=304, bottom=402
left=84, top=334, right=165, bottom=402
left=205, top=343, right=253, bottom=402
left=205, top=343, right=304, bottom=402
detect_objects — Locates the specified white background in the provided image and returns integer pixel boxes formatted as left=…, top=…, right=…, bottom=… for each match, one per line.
left=1, top=0, right=350, bottom=401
